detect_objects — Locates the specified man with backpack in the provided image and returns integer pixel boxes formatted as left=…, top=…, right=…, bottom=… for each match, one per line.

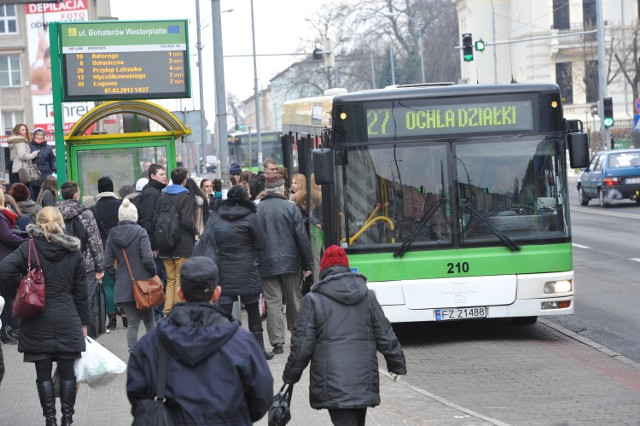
left=135, top=164, right=168, bottom=320
left=152, top=167, right=197, bottom=316
left=58, top=181, right=105, bottom=338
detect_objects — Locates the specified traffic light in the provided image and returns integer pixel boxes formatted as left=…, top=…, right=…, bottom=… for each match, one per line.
left=312, top=48, right=323, bottom=60
left=462, top=33, right=473, bottom=62
left=602, top=97, right=614, bottom=127
left=475, top=39, right=485, bottom=52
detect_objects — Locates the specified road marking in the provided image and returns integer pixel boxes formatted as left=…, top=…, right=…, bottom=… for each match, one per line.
left=572, top=243, right=591, bottom=249
left=571, top=206, right=640, bottom=219
left=631, top=258, right=640, bottom=263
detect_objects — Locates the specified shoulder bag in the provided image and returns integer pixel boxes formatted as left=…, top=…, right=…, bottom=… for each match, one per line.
left=132, top=342, right=173, bottom=425
left=12, top=239, right=46, bottom=320
left=121, top=248, right=165, bottom=310
left=18, top=161, right=42, bottom=184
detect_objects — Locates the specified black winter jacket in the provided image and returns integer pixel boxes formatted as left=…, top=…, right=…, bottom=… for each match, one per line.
left=104, top=221, right=156, bottom=305
left=283, top=265, right=406, bottom=409
left=127, top=302, right=273, bottom=425
left=0, top=225, right=88, bottom=356
left=137, top=178, right=166, bottom=249
left=153, top=185, right=197, bottom=258
left=91, top=192, right=122, bottom=248
left=256, top=193, right=313, bottom=278
left=207, top=199, right=266, bottom=297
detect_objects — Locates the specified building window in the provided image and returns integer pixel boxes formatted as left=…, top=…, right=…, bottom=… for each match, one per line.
left=0, top=5, right=18, bottom=34
left=0, top=54, right=22, bottom=87
left=583, top=0, right=596, bottom=29
left=584, top=60, right=598, bottom=103
left=556, top=62, right=573, bottom=104
left=553, top=0, right=570, bottom=30
left=2, top=111, right=24, bottom=135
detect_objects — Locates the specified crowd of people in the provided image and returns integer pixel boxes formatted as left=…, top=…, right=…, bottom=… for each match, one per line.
left=0, top=156, right=406, bottom=426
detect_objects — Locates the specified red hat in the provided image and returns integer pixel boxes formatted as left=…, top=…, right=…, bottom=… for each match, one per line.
left=320, top=245, right=349, bottom=270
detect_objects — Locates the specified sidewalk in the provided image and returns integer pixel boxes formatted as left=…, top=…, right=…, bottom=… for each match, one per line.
left=0, top=318, right=500, bottom=426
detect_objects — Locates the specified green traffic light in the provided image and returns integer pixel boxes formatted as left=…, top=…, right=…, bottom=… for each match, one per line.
left=463, top=53, right=473, bottom=62
left=603, top=117, right=614, bottom=127
left=475, top=40, right=485, bottom=51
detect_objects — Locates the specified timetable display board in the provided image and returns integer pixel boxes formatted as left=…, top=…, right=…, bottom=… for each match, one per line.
left=59, top=20, right=190, bottom=101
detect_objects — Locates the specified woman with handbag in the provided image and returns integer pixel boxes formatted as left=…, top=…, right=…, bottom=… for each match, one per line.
left=0, top=189, right=29, bottom=344
left=7, top=123, right=39, bottom=187
left=103, top=198, right=156, bottom=352
left=0, top=206, right=89, bottom=426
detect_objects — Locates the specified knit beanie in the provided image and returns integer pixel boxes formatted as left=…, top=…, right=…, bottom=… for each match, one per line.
left=118, top=198, right=138, bottom=222
left=229, top=162, right=242, bottom=176
left=320, top=245, right=350, bottom=271
left=97, top=176, right=114, bottom=193
left=135, top=177, right=149, bottom=191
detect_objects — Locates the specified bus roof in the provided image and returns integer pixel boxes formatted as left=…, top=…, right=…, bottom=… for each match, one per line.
left=333, top=83, right=561, bottom=104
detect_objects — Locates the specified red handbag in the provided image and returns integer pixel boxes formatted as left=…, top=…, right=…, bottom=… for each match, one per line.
left=12, top=240, right=46, bottom=320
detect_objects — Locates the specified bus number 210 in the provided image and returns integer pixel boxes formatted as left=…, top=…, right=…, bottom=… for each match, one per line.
left=447, top=262, right=470, bottom=274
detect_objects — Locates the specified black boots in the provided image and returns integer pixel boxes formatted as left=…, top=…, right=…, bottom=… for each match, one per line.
left=36, top=380, right=57, bottom=426
left=250, top=326, right=275, bottom=360
left=106, top=314, right=117, bottom=331
left=59, top=380, right=77, bottom=426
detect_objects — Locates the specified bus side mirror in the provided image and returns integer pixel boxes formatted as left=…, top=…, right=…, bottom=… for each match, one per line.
left=312, top=149, right=334, bottom=185
left=567, top=133, right=589, bottom=169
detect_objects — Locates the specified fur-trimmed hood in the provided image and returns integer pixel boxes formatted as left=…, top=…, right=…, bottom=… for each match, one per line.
left=27, top=224, right=81, bottom=252
left=6, top=134, right=28, bottom=146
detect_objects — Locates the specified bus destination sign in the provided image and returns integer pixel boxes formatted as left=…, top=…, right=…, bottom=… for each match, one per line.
left=366, top=100, right=533, bottom=139
left=59, top=20, right=190, bottom=101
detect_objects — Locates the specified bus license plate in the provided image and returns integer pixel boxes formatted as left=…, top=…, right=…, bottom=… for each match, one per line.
left=435, top=307, right=487, bottom=321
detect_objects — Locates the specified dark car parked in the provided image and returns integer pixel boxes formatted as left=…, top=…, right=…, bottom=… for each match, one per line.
left=577, top=149, right=640, bottom=207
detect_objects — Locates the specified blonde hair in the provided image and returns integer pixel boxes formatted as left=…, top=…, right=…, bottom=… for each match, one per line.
left=0, top=189, right=4, bottom=210
left=290, top=173, right=320, bottom=212
left=36, top=206, right=65, bottom=241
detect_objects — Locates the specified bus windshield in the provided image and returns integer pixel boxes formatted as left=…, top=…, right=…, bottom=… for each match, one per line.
left=336, top=135, right=569, bottom=250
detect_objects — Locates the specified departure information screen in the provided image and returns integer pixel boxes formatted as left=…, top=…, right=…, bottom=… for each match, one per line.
left=366, top=100, right=533, bottom=138
left=59, top=20, right=190, bottom=101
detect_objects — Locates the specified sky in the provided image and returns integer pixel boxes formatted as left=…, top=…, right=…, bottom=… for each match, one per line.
left=109, top=0, right=325, bottom=124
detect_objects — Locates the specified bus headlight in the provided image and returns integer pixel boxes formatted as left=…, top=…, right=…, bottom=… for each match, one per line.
left=544, top=280, right=572, bottom=294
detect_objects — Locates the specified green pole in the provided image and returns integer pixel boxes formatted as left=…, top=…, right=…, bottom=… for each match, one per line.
left=49, top=22, right=68, bottom=188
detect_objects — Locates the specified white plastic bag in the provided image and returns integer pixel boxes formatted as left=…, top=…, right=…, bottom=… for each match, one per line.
left=74, top=336, right=127, bottom=388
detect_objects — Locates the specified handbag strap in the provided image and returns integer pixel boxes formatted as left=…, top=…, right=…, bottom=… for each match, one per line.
left=120, top=248, right=135, bottom=283
left=30, top=239, right=42, bottom=270
left=156, top=342, right=168, bottom=400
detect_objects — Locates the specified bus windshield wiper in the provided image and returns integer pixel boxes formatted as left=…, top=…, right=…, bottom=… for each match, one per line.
left=394, top=198, right=444, bottom=258
left=461, top=202, right=521, bottom=252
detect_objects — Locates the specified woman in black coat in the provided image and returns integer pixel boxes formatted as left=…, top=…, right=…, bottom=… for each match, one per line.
left=196, top=185, right=270, bottom=358
left=103, top=198, right=156, bottom=353
left=0, top=206, right=88, bottom=426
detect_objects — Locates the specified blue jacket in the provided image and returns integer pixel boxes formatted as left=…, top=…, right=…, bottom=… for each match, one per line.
left=127, top=302, right=273, bottom=425
left=30, top=140, right=55, bottom=183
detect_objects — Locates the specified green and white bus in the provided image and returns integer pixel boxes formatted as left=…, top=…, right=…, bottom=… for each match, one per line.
left=283, top=83, right=589, bottom=324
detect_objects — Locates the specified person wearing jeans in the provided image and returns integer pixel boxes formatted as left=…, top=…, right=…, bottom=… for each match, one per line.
left=103, top=199, right=156, bottom=352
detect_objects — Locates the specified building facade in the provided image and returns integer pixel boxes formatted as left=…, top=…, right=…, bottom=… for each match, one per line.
left=453, top=0, right=638, bottom=137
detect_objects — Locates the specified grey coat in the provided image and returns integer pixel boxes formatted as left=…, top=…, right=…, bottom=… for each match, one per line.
left=256, top=193, right=313, bottom=278
left=104, top=221, right=156, bottom=305
left=283, top=265, right=406, bottom=410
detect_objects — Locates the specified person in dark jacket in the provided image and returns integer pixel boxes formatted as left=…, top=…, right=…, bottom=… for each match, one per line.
left=10, top=183, right=41, bottom=222
left=249, top=158, right=278, bottom=201
left=104, top=199, right=156, bottom=352
left=91, top=176, right=126, bottom=332
left=58, top=181, right=104, bottom=339
left=0, top=206, right=89, bottom=426
left=283, top=245, right=406, bottom=426
left=0, top=190, right=29, bottom=344
left=126, top=256, right=273, bottom=425
left=199, top=185, right=271, bottom=359
left=257, top=174, right=313, bottom=355
left=29, top=127, right=56, bottom=201
left=35, top=175, right=57, bottom=208
left=153, top=167, right=197, bottom=316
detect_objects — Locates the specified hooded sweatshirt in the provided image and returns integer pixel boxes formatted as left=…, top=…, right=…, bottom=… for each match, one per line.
left=126, top=302, right=273, bottom=425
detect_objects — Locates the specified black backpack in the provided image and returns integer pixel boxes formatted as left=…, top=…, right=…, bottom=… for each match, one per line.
left=65, top=214, right=88, bottom=252
left=154, top=195, right=181, bottom=250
